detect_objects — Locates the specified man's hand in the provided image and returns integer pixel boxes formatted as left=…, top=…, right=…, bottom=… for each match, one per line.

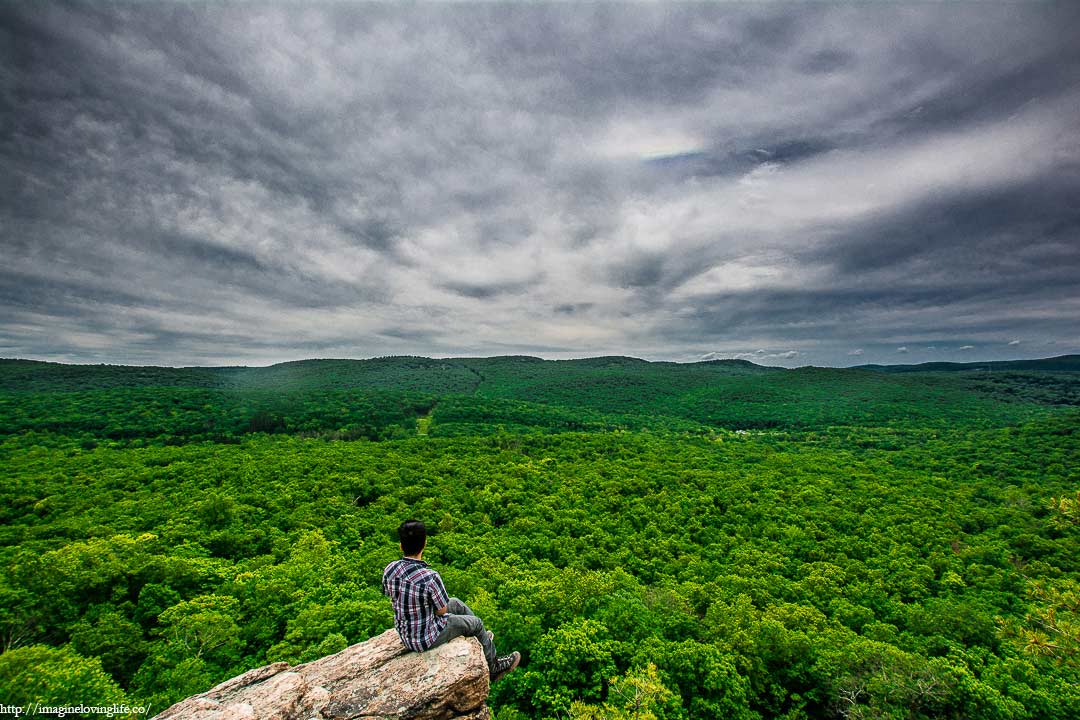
left=436, top=605, right=448, bottom=616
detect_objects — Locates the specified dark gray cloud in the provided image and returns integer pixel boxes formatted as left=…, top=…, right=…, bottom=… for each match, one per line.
left=809, top=176, right=1080, bottom=283
left=441, top=276, right=543, bottom=300
left=2, top=1, right=1079, bottom=367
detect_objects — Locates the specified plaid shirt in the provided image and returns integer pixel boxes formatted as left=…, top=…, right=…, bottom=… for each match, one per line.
left=382, top=557, right=450, bottom=651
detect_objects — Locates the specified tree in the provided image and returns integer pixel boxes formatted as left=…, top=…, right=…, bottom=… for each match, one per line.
left=519, top=619, right=619, bottom=714
left=568, top=664, right=680, bottom=720
left=157, top=594, right=242, bottom=664
left=0, top=644, right=128, bottom=706
left=999, top=490, right=1080, bottom=668
left=70, top=609, right=147, bottom=687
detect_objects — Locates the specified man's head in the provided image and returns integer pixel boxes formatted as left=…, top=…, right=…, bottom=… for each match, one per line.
left=398, top=519, right=427, bottom=556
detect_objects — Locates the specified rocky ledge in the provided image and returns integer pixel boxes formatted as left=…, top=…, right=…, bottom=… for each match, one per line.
left=153, top=629, right=490, bottom=720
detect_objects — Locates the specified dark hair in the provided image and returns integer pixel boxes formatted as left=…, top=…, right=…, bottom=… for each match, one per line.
left=398, top=519, right=427, bottom=556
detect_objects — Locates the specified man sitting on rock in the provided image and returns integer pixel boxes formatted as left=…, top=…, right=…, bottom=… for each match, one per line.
left=382, top=519, right=521, bottom=682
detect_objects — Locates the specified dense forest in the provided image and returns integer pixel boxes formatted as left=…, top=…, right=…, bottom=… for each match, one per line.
left=1, top=355, right=1078, bottom=719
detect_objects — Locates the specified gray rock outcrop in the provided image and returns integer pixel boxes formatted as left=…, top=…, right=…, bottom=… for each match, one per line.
left=153, top=629, right=491, bottom=720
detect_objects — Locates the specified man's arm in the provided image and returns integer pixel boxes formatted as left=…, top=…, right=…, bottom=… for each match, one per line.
left=431, top=572, right=450, bottom=616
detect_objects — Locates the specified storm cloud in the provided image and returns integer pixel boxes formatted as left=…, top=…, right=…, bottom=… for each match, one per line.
left=2, top=2, right=1078, bottom=366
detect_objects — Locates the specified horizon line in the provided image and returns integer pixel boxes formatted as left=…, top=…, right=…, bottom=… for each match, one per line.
left=3, top=352, right=1078, bottom=372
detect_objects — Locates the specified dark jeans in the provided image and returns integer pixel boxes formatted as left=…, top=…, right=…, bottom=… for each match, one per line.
left=428, top=597, right=496, bottom=669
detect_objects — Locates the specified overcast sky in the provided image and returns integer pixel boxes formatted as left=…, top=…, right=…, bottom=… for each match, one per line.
left=2, top=2, right=1079, bottom=368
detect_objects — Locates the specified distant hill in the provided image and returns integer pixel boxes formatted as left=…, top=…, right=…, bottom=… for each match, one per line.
left=855, top=354, right=1080, bottom=373
left=4, top=353, right=1076, bottom=393
left=4, top=354, right=1079, bottom=440
left=0, top=355, right=773, bottom=393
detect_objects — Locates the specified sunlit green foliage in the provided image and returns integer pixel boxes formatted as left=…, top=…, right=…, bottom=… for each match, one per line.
left=0, top=644, right=128, bottom=706
left=0, top=356, right=1077, bottom=717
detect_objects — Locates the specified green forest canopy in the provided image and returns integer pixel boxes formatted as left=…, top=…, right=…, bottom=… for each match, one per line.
left=0, top=355, right=1077, bottom=718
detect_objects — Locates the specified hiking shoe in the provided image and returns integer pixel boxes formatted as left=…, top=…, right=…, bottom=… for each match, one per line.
left=490, top=651, right=520, bottom=682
